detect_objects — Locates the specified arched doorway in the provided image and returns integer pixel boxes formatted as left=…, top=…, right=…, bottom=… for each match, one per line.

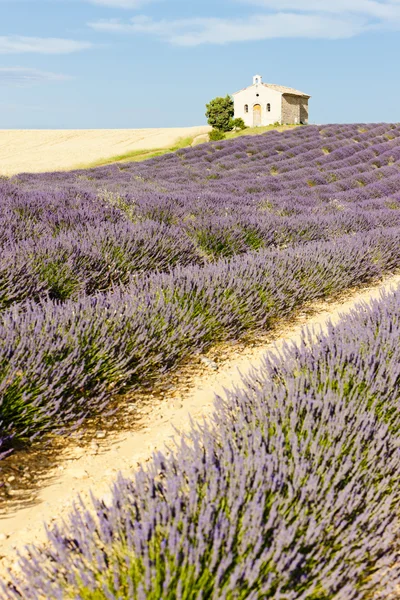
left=253, top=104, right=262, bottom=127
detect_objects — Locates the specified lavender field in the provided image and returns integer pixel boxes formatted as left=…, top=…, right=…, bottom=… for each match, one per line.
left=2, top=122, right=400, bottom=595
left=1, top=123, right=400, bottom=456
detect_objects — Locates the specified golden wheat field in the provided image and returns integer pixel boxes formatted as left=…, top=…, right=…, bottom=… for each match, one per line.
left=0, top=126, right=210, bottom=175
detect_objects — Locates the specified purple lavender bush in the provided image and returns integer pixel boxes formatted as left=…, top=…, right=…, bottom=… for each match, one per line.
left=5, top=287, right=400, bottom=599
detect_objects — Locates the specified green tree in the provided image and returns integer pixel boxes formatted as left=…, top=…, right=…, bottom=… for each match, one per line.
left=205, top=95, right=234, bottom=132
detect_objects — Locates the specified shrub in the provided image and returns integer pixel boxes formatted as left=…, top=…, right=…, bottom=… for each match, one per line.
left=229, top=117, right=247, bottom=131
left=209, top=128, right=226, bottom=141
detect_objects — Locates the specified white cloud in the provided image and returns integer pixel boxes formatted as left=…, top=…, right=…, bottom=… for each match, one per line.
left=88, top=0, right=157, bottom=7
left=89, top=13, right=369, bottom=45
left=0, top=0, right=156, bottom=4
left=0, top=36, right=93, bottom=54
left=88, top=0, right=400, bottom=45
left=240, top=0, right=400, bottom=19
left=0, top=67, right=72, bottom=85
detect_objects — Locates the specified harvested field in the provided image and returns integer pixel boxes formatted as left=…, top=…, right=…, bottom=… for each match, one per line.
left=0, top=126, right=210, bottom=175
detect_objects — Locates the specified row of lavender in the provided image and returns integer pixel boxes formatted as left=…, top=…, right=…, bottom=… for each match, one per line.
left=6, top=285, right=400, bottom=599
left=1, top=228, right=400, bottom=456
left=3, top=125, right=400, bottom=306
left=1, top=184, right=399, bottom=306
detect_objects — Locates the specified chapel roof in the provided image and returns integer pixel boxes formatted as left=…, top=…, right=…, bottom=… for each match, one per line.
left=232, top=82, right=311, bottom=99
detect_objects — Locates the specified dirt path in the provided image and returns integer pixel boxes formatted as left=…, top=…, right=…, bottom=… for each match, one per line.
left=0, top=127, right=210, bottom=176
left=191, top=133, right=210, bottom=146
left=1, top=272, right=400, bottom=574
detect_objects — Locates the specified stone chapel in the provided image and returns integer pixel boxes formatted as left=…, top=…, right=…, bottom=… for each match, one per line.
left=233, top=75, right=310, bottom=127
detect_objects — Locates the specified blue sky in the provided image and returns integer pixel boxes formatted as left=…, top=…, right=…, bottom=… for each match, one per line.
left=1, top=0, right=400, bottom=128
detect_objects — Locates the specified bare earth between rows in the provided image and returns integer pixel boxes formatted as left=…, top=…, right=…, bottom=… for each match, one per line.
left=1, top=272, right=400, bottom=575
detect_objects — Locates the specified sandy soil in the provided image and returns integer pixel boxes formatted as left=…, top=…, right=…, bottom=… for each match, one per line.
left=0, top=126, right=211, bottom=176
left=0, top=271, right=399, bottom=576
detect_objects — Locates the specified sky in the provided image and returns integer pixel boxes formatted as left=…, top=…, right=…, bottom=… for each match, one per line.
left=1, top=0, right=400, bottom=128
